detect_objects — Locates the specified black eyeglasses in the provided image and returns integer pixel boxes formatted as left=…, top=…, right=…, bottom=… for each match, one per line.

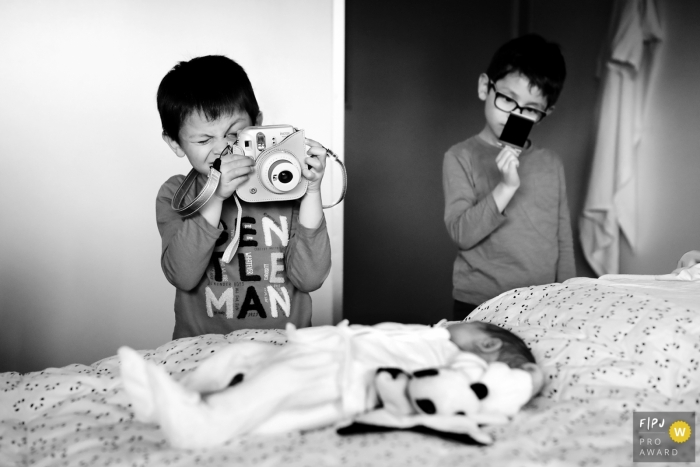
left=488, top=81, right=547, bottom=123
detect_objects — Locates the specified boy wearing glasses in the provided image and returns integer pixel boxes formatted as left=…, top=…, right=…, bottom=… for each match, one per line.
left=443, top=34, right=575, bottom=320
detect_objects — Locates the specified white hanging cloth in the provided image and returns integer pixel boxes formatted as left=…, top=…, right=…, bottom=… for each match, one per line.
left=579, top=0, right=663, bottom=276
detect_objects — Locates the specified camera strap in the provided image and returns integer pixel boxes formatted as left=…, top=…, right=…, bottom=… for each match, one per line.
left=170, top=159, right=223, bottom=217
left=171, top=143, right=245, bottom=216
left=321, top=148, right=347, bottom=209
left=169, top=145, right=241, bottom=263
left=222, top=194, right=242, bottom=264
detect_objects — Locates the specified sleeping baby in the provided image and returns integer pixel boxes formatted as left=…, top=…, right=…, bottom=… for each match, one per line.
left=119, top=320, right=543, bottom=448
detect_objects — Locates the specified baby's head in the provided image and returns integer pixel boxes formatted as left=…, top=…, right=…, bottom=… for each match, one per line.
left=447, top=321, right=543, bottom=397
left=156, top=55, right=262, bottom=175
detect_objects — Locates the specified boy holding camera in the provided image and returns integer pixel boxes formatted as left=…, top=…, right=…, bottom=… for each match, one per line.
left=156, top=55, right=331, bottom=339
left=443, top=34, right=575, bottom=321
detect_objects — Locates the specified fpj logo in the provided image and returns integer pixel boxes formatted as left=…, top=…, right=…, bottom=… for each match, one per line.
left=633, top=411, right=695, bottom=463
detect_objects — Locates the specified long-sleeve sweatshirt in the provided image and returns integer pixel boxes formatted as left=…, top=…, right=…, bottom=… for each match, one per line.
left=443, top=135, right=575, bottom=305
left=156, top=173, right=331, bottom=339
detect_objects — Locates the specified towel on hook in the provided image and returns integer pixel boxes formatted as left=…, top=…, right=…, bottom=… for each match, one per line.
left=579, top=0, right=663, bottom=275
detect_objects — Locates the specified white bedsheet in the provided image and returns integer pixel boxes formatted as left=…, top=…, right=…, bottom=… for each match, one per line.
left=595, top=263, right=700, bottom=310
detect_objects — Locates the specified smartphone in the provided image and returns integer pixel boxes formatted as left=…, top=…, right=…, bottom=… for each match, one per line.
left=498, top=113, right=536, bottom=150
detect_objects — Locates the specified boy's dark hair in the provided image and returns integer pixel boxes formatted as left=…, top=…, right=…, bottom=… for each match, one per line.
left=473, top=321, right=535, bottom=368
left=157, top=55, right=260, bottom=143
left=486, top=34, right=566, bottom=108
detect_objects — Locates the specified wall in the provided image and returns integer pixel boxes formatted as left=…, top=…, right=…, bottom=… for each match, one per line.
left=344, top=0, right=612, bottom=325
left=0, top=0, right=344, bottom=373
left=620, top=0, right=700, bottom=273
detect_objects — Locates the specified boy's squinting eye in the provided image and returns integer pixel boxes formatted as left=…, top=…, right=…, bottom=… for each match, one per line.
left=196, top=138, right=211, bottom=144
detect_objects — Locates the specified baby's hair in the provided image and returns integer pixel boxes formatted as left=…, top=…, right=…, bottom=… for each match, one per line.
left=472, top=321, right=535, bottom=368
left=486, top=33, right=566, bottom=108
left=157, top=55, right=260, bottom=143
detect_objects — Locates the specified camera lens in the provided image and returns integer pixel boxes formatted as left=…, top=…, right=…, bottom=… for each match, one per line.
left=278, top=170, right=293, bottom=184
left=261, top=153, right=302, bottom=193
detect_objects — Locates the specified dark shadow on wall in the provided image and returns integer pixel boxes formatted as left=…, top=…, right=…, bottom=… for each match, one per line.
left=0, top=277, right=55, bottom=373
left=344, top=0, right=612, bottom=325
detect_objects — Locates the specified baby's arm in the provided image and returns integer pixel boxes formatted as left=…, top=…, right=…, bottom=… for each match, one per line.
left=434, top=319, right=463, bottom=328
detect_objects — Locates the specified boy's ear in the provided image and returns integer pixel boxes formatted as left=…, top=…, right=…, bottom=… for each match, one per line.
left=162, top=133, right=186, bottom=158
left=477, top=73, right=490, bottom=102
left=255, top=111, right=263, bottom=126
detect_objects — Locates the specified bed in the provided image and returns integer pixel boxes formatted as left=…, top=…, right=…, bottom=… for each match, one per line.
left=2, top=271, right=699, bottom=466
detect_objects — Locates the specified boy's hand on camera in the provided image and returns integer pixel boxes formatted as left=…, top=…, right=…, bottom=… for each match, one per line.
left=496, top=146, right=521, bottom=189
left=215, top=153, right=254, bottom=200
left=302, top=138, right=328, bottom=193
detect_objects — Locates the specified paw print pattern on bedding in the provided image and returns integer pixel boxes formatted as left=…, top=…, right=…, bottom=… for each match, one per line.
left=465, top=278, right=700, bottom=464
left=469, top=279, right=700, bottom=404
